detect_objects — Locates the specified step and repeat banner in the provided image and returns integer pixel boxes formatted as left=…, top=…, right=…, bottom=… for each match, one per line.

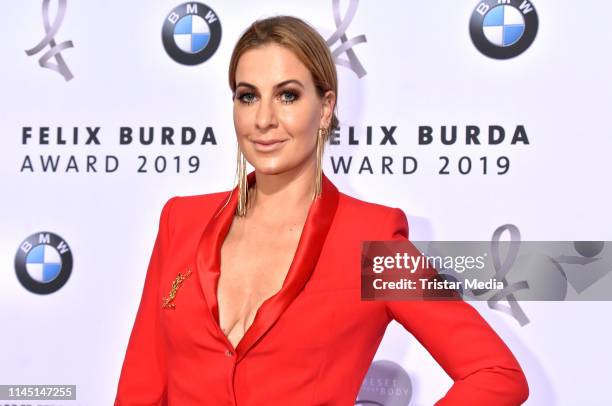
left=1, top=0, right=611, bottom=405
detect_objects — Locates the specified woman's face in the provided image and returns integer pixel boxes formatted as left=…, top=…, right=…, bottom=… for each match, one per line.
left=233, top=43, right=335, bottom=176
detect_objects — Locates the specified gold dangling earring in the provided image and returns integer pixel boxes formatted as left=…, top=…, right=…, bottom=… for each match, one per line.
left=236, top=146, right=248, bottom=217
left=314, top=127, right=327, bottom=198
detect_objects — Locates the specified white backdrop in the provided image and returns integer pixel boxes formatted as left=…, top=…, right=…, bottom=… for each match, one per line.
left=1, top=1, right=611, bottom=405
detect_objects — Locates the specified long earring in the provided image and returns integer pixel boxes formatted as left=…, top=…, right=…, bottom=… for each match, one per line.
left=236, top=146, right=248, bottom=217
left=314, top=127, right=327, bottom=198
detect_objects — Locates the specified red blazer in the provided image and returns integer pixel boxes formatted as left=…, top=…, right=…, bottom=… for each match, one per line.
left=115, top=171, right=529, bottom=405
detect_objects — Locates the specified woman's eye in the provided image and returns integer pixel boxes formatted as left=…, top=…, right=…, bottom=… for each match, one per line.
left=238, top=93, right=256, bottom=104
left=280, top=90, right=298, bottom=104
left=236, top=90, right=298, bottom=105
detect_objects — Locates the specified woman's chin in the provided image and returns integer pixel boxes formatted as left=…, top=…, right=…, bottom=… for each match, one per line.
left=249, top=161, right=288, bottom=175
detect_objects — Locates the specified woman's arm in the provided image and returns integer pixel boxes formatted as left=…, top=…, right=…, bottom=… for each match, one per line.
left=383, top=208, right=529, bottom=405
left=114, top=197, right=177, bottom=406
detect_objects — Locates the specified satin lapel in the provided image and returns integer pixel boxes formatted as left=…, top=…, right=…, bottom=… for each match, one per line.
left=195, top=170, right=340, bottom=360
left=195, top=177, right=241, bottom=340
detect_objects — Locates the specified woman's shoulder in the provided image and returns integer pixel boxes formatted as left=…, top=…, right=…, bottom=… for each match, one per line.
left=337, top=190, right=405, bottom=219
left=152, top=190, right=234, bottom=240
left=174, top=190, right=231, bottom=210
left=160, top=190, right=232, bottom=226
left=336, top=190, right=409, bottom=239
left=173, top=190, right=231, bottom=212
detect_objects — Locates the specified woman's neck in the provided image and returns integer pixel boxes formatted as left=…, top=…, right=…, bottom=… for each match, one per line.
left=247, top=163, right=317, bottom=221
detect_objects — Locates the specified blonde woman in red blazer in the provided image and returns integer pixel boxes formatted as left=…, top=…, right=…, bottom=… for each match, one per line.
left=115, top=15, right=529, bottom=406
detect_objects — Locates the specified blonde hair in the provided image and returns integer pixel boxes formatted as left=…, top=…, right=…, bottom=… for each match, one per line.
left=228, top=15, right=339, bottom=216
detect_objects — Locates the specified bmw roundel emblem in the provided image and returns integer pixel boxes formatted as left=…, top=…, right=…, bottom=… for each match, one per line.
left=162, top=2, right=222, bottom=66
left=470, top=0, right=538, bottom=59
left=15, top=232, right=73, bottom=294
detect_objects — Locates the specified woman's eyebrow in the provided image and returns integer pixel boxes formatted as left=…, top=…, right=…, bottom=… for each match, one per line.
left=236, top=79, right=304, bottom=90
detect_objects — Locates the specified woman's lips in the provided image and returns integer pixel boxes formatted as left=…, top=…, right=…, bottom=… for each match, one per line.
left=251, top=139, right=287, bottom=152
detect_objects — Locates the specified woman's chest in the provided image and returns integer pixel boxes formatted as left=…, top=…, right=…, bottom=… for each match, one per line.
left=218, top=223, right=302, bottom=302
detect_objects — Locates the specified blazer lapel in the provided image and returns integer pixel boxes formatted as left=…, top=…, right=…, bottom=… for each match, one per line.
left=195, top=170, right=339, bottom=361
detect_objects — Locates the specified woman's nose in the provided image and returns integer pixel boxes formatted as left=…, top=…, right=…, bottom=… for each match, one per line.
left=255, top=97, right=278, bottom=130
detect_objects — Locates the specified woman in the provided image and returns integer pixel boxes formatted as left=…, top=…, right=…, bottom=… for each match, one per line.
left=115, top=16, right=529, bottom=405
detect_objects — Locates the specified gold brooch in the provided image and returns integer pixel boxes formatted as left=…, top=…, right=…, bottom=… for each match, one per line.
left=162, top=268, right=192, bottom=309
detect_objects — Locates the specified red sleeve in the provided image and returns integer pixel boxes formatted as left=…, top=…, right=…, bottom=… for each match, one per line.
left=382, top=208, right=529, bottom=405
left=115, top=197, right=177, bottom=406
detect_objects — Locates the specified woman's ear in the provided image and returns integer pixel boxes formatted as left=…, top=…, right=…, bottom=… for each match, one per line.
left=320, top=90, right=336, bottom=128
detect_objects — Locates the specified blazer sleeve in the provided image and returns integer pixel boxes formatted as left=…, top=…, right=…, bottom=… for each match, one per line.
left=115, top=197, right=177, bottom=406
left=382, top=208, right=529, bottom=406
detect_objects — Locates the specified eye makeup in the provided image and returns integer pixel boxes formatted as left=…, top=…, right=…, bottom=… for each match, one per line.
left=235, top=87, right=301, bottom=105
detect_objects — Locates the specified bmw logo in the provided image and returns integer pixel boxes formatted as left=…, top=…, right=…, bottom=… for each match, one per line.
left=470, top=0, right=538, bottom=59
left=162, top=2, right=222, bottom=66
left=15, top=232, right=73, bottom=294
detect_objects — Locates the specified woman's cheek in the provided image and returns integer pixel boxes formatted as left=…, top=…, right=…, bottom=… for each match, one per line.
left=282, top=110, right=316, bottom=138
left=277, top=109, right=297, bottom=131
